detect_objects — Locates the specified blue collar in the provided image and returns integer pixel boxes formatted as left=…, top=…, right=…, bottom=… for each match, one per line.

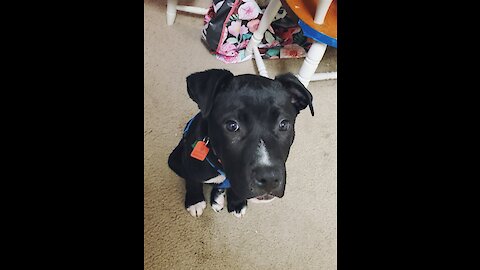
left=183, top=113, right=231, bottom=189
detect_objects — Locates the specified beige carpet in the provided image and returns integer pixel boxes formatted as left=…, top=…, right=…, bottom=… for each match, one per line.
left=144, top=1, right=337, bottom=269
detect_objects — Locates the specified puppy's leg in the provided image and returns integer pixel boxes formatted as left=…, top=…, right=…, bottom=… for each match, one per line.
left=227, top=189, right=247, bottom=218
left=168, top=141, right=185, bottom=178
left=185, top=180, right=206, bottom=217
left=210, top=188, right=226, bottom=212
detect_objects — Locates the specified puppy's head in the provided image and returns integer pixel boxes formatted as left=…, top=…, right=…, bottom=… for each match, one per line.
left=187, top=69, right=313, bottom=202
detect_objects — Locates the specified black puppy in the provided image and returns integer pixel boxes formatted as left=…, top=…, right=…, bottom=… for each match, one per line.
left=168, top=69, right=314, bottom=217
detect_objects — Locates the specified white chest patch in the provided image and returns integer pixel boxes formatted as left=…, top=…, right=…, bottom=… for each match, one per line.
left=203, top=174, right=226, bottom=184
left=256, top=139, right=272, bottom=166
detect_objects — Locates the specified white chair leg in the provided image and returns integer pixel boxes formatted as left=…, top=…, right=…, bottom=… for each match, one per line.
left=314, top=0, right=334, bottom=24
left=245, top=0, right=282, bottom=56
left=176, top=6, right=209, bottom=15
left=311, top=72, right=337, bottom=81
left=297, top=42, right=328, bottom=87
left=167, top=0, right=178, bottom=26
left=253, top=47, right=269, bottom=78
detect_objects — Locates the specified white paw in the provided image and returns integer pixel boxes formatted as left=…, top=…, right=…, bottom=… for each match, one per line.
left=212, top=202, right=224, bottom=212
left=211, top=190, right=226, bottom=212
left=232, top=205, right=247, bottom=218
left=186, top=201, right=206, bottom=217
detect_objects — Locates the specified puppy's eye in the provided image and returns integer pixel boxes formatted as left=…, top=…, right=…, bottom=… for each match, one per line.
left=225, top=120, right=239, bottom=132
left=279, top=119, right=290, bottom=131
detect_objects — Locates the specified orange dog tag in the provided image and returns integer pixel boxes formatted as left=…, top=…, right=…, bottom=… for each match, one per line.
left=190, top=141, right=210, bottom=161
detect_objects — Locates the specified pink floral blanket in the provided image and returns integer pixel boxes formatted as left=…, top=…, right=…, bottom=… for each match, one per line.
left=201, top=0, right=312, bottom=64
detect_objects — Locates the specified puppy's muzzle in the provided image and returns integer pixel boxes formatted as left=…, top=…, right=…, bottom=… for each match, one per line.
left=249, top=165, right=284, bottom=202
left=253, top=166, right=281, bottom=191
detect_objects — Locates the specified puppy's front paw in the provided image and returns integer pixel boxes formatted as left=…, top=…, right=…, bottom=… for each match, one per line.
left=186, top=201, right=206, bottom=217
left=210, top=188, right=226, bottom=212
left=232, top=205, right=247, bottom=218
left=228, top=201, right=247, bottom=218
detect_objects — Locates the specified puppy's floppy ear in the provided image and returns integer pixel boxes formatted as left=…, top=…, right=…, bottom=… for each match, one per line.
left=275, top=73, right=314, bottom=116
left=186, top=69, right=234, bottom=118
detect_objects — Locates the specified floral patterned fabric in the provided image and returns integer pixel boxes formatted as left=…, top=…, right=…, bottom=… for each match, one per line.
left=201, top=0, right=312, bottom=64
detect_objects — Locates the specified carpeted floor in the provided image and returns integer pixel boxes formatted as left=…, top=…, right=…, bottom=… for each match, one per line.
left=144, top=1, right=337, bottom=269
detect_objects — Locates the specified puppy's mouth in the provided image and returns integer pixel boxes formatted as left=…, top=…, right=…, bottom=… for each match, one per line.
left=248, top=193, right=276, bottom=203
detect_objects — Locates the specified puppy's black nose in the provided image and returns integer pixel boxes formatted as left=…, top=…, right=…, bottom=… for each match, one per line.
left=253, top=167, right=280, bottom=191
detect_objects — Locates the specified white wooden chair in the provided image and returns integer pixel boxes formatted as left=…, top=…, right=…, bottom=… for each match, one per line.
left=246, top=0, right=337, bottom=86
left=166, top=0, right=209, bottom=26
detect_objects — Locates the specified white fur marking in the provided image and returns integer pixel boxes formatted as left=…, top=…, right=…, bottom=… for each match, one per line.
left=211, top=201, right=224, bottom=212
left=211, top=190, right=225, bottom=212
left=256, top=139, right=272, bottom=166
left=186, top=201, right=206, bottom=217
left=248, top=197, right=276, bottom=204
left=203, top=174, right=226, bottom=184
left=232, top=205, right=247, bottom=218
